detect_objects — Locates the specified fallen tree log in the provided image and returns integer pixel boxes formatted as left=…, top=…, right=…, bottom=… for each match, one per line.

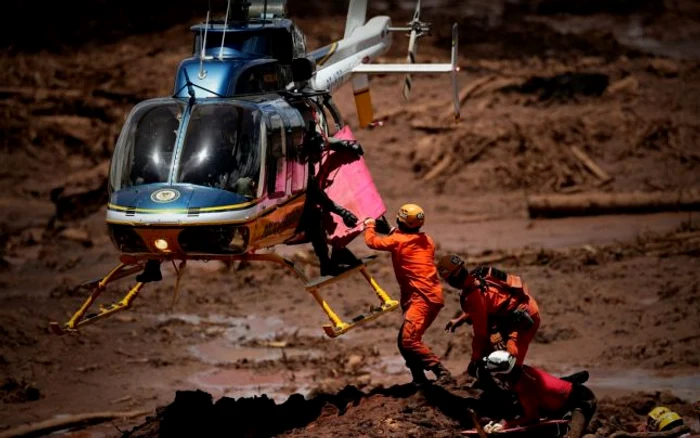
left=0, top=410, right=149, bottom=438
left=609, top=424, right=691, bottom=438
left=527, top=190, right=700, bottom=218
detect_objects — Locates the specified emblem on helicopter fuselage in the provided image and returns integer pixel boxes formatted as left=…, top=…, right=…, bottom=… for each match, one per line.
left=151, top=189, right=181, bottom=203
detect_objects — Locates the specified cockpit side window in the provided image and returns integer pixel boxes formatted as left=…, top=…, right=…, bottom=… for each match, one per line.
left=266, top=113, right=287, bottom=198
left=176, top=103, right=261, bottom=197
left=109, top=100, right=183, bottom=192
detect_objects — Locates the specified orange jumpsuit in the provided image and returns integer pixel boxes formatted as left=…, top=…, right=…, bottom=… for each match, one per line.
left=460, top=273, right=540, bottom=366
left=364, top=225, right=444, bottom=369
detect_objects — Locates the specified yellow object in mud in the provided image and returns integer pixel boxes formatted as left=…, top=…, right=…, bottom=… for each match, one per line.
left=657, top=411, right=683, bottom=431
left=647, top=406, right=684, bottom=432
left=648, top=406, right=670, bottom=422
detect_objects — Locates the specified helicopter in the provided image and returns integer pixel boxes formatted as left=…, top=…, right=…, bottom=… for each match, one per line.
left=50, top=0, right=461, bottom=338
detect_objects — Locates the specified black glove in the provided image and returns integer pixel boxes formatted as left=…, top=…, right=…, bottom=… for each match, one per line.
left=510, top=308, right=534, bottom=330
left=375, top=215, right=391, bottom=234
left=347, top=140, right=364, bottom=156
left=467, top=360, right=479, bottom=378
left=340, top=210, right=358, bottom=228
left=328, top=138, right=364, bottom=156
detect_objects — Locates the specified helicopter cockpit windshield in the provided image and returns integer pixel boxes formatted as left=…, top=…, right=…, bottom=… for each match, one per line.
left=110, top=99, right=184, bottom=191
left=176, top=102, right=262, bottom=197
left=110, top=99, right=263, bottom=199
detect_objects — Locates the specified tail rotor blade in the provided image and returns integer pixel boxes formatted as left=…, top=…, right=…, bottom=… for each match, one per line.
left=450, top=23, right=461, bottom=120
left=402, top=0, right=421, bottom=101
left=402, top=29, right=418, bottom=101
left=412, top=0, right=421, bottom=22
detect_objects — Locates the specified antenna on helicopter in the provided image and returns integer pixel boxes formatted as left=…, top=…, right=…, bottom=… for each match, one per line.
left=262, top=0, right=268, bottom=27
left=219, top=0, right=232, bottom=60
left=199, top=5, right=211, bottom=79
left=182, top=69, right=196, bottom=102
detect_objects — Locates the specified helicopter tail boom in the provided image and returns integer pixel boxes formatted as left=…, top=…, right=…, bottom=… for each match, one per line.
left=309, top=6, right=460, bottom=127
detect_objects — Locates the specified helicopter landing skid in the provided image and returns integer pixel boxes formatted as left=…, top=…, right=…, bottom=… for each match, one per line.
left=305, top=256, right=399, bottom=338
left=49, top=253, right=399, bottom=338
left=49, top=261, right=148, bottom=335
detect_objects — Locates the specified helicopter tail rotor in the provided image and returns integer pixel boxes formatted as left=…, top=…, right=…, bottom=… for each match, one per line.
left=402, top=0, right=431, bottom=101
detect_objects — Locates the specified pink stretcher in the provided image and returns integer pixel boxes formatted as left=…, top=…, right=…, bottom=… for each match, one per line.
left=316, top=125, right=386, bottom=248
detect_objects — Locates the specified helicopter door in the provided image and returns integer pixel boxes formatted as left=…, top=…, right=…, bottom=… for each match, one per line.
left=265, top=113, right=289, bottom=199
left=278, top=106, right=307, bottom=195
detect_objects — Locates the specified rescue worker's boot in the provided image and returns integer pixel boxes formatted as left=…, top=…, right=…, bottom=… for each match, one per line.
left=136, top=260, right=162, bottom=283
left=409, top=366, right=429, bottom=386
left=331, top=247, right=362, bottom=270
left=429, top=362, right=455, bottom=386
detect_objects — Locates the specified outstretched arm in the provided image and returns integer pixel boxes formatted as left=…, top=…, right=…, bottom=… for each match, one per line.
left=364, top=220, right=399, bottom=251
left=308, top=175, right=358, bottom=227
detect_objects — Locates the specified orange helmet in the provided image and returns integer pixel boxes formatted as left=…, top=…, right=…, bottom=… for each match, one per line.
left=437, top=254, right=465, bottom=279
left=396, top=204, right=425, bottom=229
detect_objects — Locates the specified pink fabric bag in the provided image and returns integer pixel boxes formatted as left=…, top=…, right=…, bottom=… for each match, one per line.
left=316, top=126, right=386, bottom=248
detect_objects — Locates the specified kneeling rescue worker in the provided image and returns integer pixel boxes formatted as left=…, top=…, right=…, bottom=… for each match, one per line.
left=438, top=254, right=540, bottom=376
left=363, top=204, right=453, bottom=385
left=480, top=351, right=597, bottom=438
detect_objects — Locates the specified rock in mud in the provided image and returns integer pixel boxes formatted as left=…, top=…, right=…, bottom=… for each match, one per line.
left=607, top=76, right=640, bottom=95
left=345, top=354, right=364, bottom=372
left=1, top=378, right=41, bottom=403
left=58, top=227, right=92, bottom=247
left=648, top=58, right=680, bottom=77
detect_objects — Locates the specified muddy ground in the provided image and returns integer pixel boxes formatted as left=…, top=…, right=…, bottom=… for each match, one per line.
left=1, top=0, right=700, bottom=437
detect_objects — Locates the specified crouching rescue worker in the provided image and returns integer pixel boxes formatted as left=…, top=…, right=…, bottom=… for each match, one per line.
left=479, top=351, right=597, bottom=438
left=438, top=254, right=540, bottom=376
left=363, top=204, right=453, bottom=385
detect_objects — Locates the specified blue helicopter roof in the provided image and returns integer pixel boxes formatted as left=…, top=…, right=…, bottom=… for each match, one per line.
left=190, top=18, right=295, bottom=33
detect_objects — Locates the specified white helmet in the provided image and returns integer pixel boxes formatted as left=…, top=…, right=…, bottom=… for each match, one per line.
left=484, top=351, right=516, bottom=375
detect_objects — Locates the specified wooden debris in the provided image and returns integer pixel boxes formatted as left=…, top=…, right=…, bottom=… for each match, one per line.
left=466, top=408, right=488, bottom=438
left=467, top=249, right=535, bottom=266
left=444, top=75, right=496, bottom=119
left=570, top=146, right=613, bottom=183
left=410, top=120, right=458, bottom=133
left=421, top=154, right=454, bottom=182
left=0, top=410, right=150, bottom=438
left=609, top=424, right=690, bottom=438
left=527, top=190, right=700, bottom=218
left=607, top=75, right=639, bottom=95
left=443, top=76, right=524, bottom=120
left=110, top=395, right=134, bottom=404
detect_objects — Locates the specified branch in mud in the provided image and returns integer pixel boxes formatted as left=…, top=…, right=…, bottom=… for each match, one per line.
left=462, top=230, right=700, bottom=270
left=527, top=190, right=700, bottom=219
left=608, top=424, right=691, bottom=438
left=0, top=410, right=150, bottom=438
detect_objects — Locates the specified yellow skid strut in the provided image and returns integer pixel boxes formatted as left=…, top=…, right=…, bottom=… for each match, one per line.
left=49, top=262, right=147, bottom=335
left=305, top=256, right=399, bottom=338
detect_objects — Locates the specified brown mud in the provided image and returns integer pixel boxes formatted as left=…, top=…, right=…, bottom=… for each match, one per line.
left=1, top=0, right=700, bottom=437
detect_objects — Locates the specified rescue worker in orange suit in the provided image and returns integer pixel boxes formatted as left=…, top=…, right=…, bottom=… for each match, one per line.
left=363, top=204, right=453, bottom=385
left=438, top=254, right=540, bottom=377
left=478, top=351, right=597, bottom=438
